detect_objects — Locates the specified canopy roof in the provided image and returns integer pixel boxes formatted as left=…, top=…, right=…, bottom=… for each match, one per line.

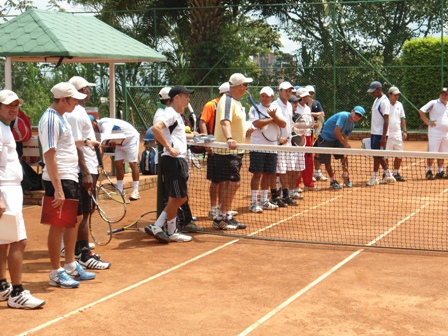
left=0, top=8, right=167, bottom=64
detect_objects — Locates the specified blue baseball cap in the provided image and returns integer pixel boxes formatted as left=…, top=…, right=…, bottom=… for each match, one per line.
left=353, top=106, right=365, bottom=116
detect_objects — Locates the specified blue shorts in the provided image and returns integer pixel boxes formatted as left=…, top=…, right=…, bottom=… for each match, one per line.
left=370, top=134, right=386, bottom=150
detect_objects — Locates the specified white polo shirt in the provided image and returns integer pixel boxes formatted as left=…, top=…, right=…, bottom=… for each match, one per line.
left=371, top=94, right=390, bottom=136
left=420, top=99, right=448, bottom=135
left=388, top=101, right=406, bottom=139
left=0, top=123, right=22, bottom=186
left=249, top=103, right=285, bottom=145
left=271, top=98, right=293, bottom=146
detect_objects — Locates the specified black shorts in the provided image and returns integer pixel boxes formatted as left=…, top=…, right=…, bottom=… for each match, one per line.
left=78, top=173, right=98, bottom=215
left=206, top=154, right=217, bottom=181
left=211, top=154, right=243, bottom=183
left=44, top=179, right=81, bottom=216
left=315, top=136, right=344, bottom=164
left=160, top=155, right=188, bottom=199
left=249, top=151, right=277, bottom=174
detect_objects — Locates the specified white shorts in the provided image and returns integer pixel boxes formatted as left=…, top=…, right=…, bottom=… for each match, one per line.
left=0, top=185, right=26, bottom=244
left=277, top=150, right=305, bottom=174
left=114, top=135, right=140, bottom=162
left=428, top=131, right=448, bottom=153
left=385, top=136, right=403, bottom=151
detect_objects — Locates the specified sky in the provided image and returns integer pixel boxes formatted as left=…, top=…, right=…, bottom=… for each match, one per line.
left=2, top=0, right=296, bottom=54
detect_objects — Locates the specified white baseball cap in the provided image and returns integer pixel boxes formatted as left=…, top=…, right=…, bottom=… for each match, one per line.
left=51, top=82, right=87, bottom=100
left=388, top=86, right=401, bottom=95
left=159, top=87, right=172, bottom=100
left=229, top=73, right=253, bottom=87
left=304, top=85, right=315, bottom=93
left=296, top=88, right=311, bottom=98
left=69, top=76, right=96, bottom=90
left=260, top=86, right=274, bottom=97
left=278, top=81, right=294, bottom=90
left=0, top=89, right=23, bottom=105
left=219, top=82, right=230, bottom=94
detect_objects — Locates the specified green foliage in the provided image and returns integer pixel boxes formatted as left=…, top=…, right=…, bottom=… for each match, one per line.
left=401, top=37, right=448, bottom=129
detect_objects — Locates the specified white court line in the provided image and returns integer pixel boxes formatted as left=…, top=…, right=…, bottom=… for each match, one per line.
left=18, top=239, right=241, bottom=336
left=238, top=188, right=448, bottom=335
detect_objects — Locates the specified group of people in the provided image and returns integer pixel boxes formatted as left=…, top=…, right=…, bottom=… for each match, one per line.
left=1, top=72, right=446, bottom=307
left=0, top=75, right=145, bottom=309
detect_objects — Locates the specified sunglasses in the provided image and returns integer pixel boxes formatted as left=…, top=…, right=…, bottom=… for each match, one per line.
left=241, top=83, right=249, bottom=87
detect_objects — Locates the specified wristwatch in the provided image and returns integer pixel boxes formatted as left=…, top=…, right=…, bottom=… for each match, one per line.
left=84, top=138, right=91, bottom=146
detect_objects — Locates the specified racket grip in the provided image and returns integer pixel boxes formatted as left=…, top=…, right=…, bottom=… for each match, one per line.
left=110, top=228, right=124, bottom=234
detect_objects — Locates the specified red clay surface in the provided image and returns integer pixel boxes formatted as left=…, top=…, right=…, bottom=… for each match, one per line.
left=3, top=140, right=448, bottom=336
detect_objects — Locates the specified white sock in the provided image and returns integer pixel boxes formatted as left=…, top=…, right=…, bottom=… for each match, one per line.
left=64, top=262, right=77, bottom=272
left=373, top=172, right=378, bottom=178
left=251, top=190, right=259, bottom=203
left=427, top=166, right=432, bottom=172
left=384, top=169, right=391, bottom=177
left=154, top=211, right=167, bottom=227
left=117, top=180, right=123, bottom=192
left=166, top=218, right=177, bottom=235
left=226, top=211, right=233, bottom=220
left=261, top=190, right=269, bottom=203
left=133, top=181, right=139, bottom=191
left=438, top=166, right=443, bottom=173
left=51, top=268, right=64, bottom=277
left=394, top=169, right=399, bottom=175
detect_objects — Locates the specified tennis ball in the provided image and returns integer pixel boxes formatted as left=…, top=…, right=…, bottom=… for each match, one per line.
left=185, top=126, right=191, bottom=133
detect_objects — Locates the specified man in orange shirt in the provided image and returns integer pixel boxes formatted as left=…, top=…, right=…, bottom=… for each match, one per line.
left=199, top=82, right=231, bottom=220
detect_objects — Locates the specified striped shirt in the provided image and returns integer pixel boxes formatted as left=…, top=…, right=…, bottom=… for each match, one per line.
left=214, top=93, right=246, bottom=154
left=38, top=108, right=78, bottom=182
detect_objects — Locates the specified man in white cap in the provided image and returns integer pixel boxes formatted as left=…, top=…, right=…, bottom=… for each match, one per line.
left=39, top=82, right=98, bottom=288
left=418, top=87, right=448, bottom=180
left=199, top=82, right=230, bottom=220
left=65, top=76, right=111, bottom=270
left=366, top=80, right=395, bottom=186
left=304, top=85, right=327, bottom=182
left=0, top=89, right=45, bottom=309
left=271, top=81, right=301, bottom=207
left=211, top=73, right=252, bottom=230
left=295, top=88, right=318, bottom=191
left=248, top=86, right=286, bottom=213
left=386, top=86, right=407, bottom=181
left=154, top=87, right=172, bottom=124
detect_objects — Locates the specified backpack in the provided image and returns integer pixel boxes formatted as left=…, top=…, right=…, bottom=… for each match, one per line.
left=20, top=161, right=43, bottom=193
left=140, top=147, right=157, bottom=175
left=11, top=110, right=32, bottom=143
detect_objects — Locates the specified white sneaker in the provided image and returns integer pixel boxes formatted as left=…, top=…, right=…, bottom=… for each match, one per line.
left=366, top=177, right=379, bottom=186
left=7, top=290, right=45, bottom=309
left=314, top=171, right=328, bottom=181
left=228, top=210, right=238, bottom=216
left=168, top=230, right=192, bottom=242
left=0, top=283, right=12, bottom=301
left=129, top=190, right=140, bottom=200
left=261, top=200, right=278, bottom=210
left=249, top=202, right=263, bottom=213
left=289, top=190, right=304, bottom=199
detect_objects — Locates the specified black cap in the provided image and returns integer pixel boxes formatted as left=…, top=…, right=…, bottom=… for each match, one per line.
left=168, top=85, right=194, bottom=98
left=288, top=96, right=299, bottom=103
left=440, top=87, right=448, bottom=94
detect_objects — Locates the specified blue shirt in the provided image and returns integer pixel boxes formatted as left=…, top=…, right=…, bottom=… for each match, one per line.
left=321, top=111, right=354, bottom=141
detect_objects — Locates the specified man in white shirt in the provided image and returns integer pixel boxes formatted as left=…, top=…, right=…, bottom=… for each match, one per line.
left=271, top=82, right=302, bottom=207
left=0, top=90, right=45, bottom=309
left=39, top=82, right=98, bottom=288
left=366, top=81, right=395, bottom=186
left=418, top=87, right=448, bottom=179
left=65, top=76, right=111, bottom=269
left=386, top=86, right=407, bottom=182
left=92, top=117, right=141, bottom=200
left=144, top=86, right=196, bottom=243
left=248, top=86, right=286, bottom=212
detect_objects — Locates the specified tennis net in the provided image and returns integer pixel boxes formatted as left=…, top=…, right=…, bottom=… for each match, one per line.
left=183, top=141, right=448, bottom=252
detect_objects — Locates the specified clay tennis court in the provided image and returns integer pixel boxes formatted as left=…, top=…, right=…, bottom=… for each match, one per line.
left=4, top=140, right=448, bottom=336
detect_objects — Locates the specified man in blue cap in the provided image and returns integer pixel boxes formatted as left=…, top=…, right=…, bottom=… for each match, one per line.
left=314, top=106, right=365, bottom=189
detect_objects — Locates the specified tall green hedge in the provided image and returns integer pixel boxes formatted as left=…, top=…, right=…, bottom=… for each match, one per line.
left=401, top=37, right=448, bottom=129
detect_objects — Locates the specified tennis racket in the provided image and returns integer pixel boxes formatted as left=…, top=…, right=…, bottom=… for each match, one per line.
left=95, top=146, right=126, bottom=223
left=312, top=116, right=325, bottom=145
left=188, top=103, right=197, bottom=131
left=291, top=116, right=313, bottom=147
left=89, top=194, right=112, bottom=246
left=246, top=91, right=282, bottom=142
left=110, top=210, right=158, bottom=234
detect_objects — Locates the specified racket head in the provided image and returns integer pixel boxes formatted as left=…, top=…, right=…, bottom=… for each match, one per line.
left=97, top=183, right=126, bottom=223
left=89, top=197, right=112, bottom=246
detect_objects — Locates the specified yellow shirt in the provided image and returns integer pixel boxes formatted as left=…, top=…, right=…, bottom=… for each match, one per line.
left=214, top=93, right=245, bottom=154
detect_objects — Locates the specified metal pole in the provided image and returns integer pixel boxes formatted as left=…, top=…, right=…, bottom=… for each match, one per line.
left=5, top=57, right=12, bottom=90
left=109, top=63, right=116, bottom=118
left=441, top=0, right=445, bottom=88
left=332, top=2, right=337, bottom=114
